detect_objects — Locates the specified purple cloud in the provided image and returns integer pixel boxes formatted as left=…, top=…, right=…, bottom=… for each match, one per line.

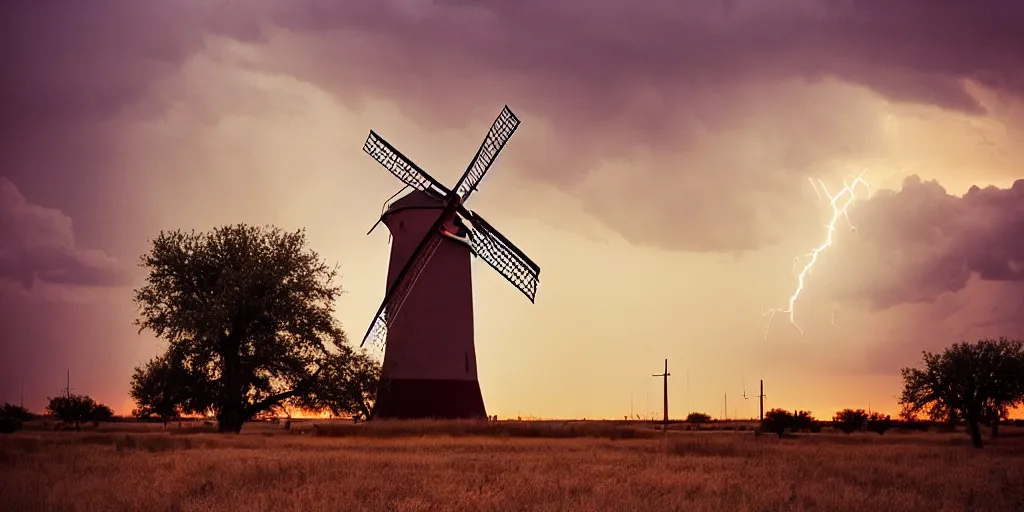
left=2, top=0, right=1022, bottom=253
left=0, top=178, right=129, bottom=291
left=821, top=176, right=1024, bottom=310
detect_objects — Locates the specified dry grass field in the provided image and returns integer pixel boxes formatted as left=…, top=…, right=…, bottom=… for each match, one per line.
left=3, top=420, right=1023, bottom=512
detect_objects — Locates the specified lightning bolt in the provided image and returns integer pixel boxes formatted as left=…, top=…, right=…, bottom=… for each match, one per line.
left=763, top=171, right=870, bottom=340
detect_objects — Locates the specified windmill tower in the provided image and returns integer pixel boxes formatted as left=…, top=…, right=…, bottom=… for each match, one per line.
left=359, top=106, right=541, bottom=420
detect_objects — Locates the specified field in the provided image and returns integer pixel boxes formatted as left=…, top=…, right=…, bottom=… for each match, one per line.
left=3, top=419, right=1023, bottom=512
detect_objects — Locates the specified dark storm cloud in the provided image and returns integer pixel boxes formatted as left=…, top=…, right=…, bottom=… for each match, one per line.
left=823, top=176, right=1024, bottom=310
left=0, top=2, right=210, bottom=130
left=267, top=0, right=1024, bottom=113
left=240, top=0, right=1024, bottom=251
left=2, top=0, right=1022, bottom=252
left=0, top=178, right=129, bottom=290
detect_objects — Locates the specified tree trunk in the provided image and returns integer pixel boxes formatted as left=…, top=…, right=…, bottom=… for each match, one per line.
left=991, top=416, right=1000, bottom=439
left=967, top=419, right=983, bottom=448
left=217, top=381, right=246, bottom=433
left=217, top=411, right=245, bottom=433
left=218, top=335, right=246, bottom=434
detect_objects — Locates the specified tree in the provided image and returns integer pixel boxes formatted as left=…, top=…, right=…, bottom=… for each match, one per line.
left=865, top=413, right=892, bottom=435
left=685, top=412, right=711, bottom=423
left=899, top=337, right=1024, bottom=448
left=832, top=409, right=868, bottom=434
left=133, top=224, right=349, bottom=433
left=46, top=393, right=97, bottom=428
left=292, top=344, right=380, bottom=420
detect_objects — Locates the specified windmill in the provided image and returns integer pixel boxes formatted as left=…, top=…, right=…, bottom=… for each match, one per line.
left=358, top=105, right=541, bottom=420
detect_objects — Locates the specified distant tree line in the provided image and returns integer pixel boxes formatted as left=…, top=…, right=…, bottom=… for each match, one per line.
left=0, top=393, right=117, bottom=434
left=737, top=337, right=1024, bottom=448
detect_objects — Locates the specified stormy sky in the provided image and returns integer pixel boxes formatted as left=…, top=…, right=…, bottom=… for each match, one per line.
left=2, top=0, right=1023, bottom=419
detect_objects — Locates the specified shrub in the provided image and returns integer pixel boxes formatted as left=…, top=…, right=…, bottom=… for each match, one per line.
left=686, top=412, right=711, bottom=423
left=791, top=410, right=817, bottom=432
left=833, top=409, right=868, bottom=434
left=90, top=403, right=115, bottom=426
left=761, top=408, right=793, bottom=438
left=1, top=403, right=33, bottom=422
left=866, top=413, right=892, bottom=435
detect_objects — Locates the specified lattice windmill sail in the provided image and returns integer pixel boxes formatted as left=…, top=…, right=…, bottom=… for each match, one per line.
left=357, top=105, right=541, bottom=420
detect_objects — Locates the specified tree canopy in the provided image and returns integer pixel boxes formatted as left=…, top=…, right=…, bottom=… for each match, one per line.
left=129, top=348, right=214, bottom=425
left=899, top=337, right=1024, bottom=448
left=133, top=224, right=379, bottom=432
left=292, top=344, right=380, bottom=420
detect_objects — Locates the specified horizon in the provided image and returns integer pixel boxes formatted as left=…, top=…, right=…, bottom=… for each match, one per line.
left=3, top=1, right=1024, bottom=422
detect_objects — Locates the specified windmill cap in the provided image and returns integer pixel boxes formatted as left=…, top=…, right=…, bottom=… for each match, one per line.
left=384, top=189, right=447, bottom=213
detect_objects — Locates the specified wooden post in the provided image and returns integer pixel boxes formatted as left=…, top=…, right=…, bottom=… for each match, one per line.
left=759, top=380, right=765, bottom=421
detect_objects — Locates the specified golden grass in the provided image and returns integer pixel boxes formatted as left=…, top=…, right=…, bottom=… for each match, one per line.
left=3, top=420, right=1023, bottom=512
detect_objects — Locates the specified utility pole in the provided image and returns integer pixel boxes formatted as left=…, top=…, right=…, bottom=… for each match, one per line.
left=652, top=359, right=670, bottom=430
left=66, top=369, right=70, bottom=398
left=724, top=392, right=728, bottom=421
left=755, top=379, right=766, bottom=421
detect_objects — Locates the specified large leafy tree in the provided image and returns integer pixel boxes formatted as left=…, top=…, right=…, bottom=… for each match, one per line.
left=133, top=224, right=352, bottom=433
left=899, top=337, right=1024, bottom=448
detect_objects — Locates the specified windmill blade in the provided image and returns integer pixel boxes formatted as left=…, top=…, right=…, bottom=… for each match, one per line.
left=464, top=210, right=540, bottom=303
left=360, top=231, right=446, bottom=350
left=363, top=130, right=451, bottom=198
left=453, top=106, right=520, bottom=202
